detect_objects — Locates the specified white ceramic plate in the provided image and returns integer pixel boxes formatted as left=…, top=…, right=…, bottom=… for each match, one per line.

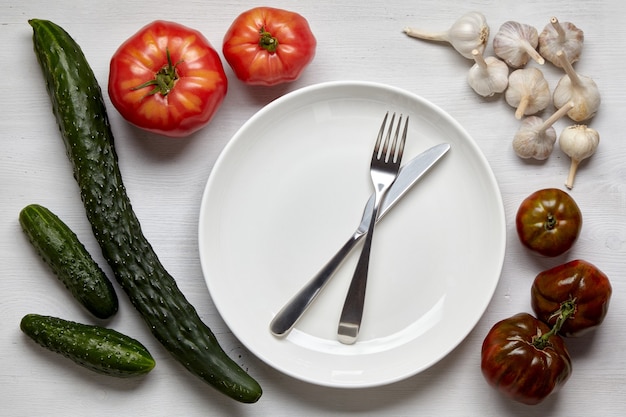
left=198, top=81, right=505, bottom=388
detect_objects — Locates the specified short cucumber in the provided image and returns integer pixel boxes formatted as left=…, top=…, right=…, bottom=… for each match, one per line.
left=29, top=19, right=262, bottom=403
left=19, top=204, right=118, bottom=319
left=21, top=314, right=155, bottom=377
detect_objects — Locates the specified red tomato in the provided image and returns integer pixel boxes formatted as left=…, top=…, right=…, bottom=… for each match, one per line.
left=108, top=21, right=227, bottom=138
left=481, top=313, right=572, bottom=405
left=531, top=260, right=612, bottom=336
left=222, top=7, right=316, bottom=86
left=515, top=188, right=582, bottom=257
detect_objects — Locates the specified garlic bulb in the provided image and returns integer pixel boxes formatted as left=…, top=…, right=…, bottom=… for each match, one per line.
left=553, top=50, right=601, bottom=122
left=538, top=17, right=584, bottom=67
left=559, top=124, right=600, bottom=189
left=493, top=21, right=545, bottom=68
left=404, top=12, right=490, bottom=59
left=505, top=68, right=551, bottom=119
left=512, top=102, right=574, bottom=160
left=467, top=49, right=509, bottom=97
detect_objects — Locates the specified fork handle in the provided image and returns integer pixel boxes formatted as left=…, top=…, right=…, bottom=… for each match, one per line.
left=337, top=202, right=380, bottom=344
left=269, top=231, right=363, bottom=337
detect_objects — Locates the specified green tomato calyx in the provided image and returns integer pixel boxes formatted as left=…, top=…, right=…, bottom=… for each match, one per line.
left=259, top=27, right=279, bottom=53
left=133, top=48, right=182, bottom=97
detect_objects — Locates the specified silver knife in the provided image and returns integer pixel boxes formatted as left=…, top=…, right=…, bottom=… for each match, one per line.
left=270, top=142, right=451, bottom=337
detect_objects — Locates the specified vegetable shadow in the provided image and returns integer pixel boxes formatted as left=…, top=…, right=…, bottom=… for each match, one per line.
left=223, top=69, right=310, bottom=108
left=111, top=121, right=201, bottom=161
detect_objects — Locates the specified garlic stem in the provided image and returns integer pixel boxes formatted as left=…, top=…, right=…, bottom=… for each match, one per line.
left=556, top=50, right=582, bottom=87
left=522, top=40, right=546, bottom=65
left=403, top=27, right=449, bottom=42
left=566, top=159, right=581, bottom=189
left=550, top=17, right=566, bottom=43
left=540, top=102, right=575, bottom=132
left=516, top=96, right=530, bottom=119
left=472, top=48, right=488, bottom=70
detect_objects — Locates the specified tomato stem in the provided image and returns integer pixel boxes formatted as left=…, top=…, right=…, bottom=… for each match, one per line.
left=545, top=213, right=557, bottom=230
left=132, top=48, right=182, bottom=97
left=259, top=27, right=279, bottom=53
left=533, top=297, right=576, bottom=349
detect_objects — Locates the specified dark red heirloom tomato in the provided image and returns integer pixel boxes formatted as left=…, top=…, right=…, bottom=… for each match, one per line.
left=531, top=259, right=612, bottom=337
left=515, top=188, right=582, bottom=257
left=481, top=313, right=572, bottom=405
left=108, top=20, right=227, bottom=138
left=222, top=7, right=316, bottom=86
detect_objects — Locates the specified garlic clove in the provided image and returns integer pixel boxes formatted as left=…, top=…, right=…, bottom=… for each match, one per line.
left=512, top=103, right=574, bottom=160
left=505, top=68, right=551, bottom=119
left=467, top=49, right=509, bottom=97
left=404, top=12, right=490, bottom=59
left=559, top=124, right=600, bottom=189
left=553, top=50, right=601, bottom=122
left=539, top=17, right=584, bottom=67
left=493, top=21, right=545, bottom=68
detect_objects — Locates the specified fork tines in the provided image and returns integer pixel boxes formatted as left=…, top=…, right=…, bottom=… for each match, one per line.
left=375, top=112, right=408, bottom=164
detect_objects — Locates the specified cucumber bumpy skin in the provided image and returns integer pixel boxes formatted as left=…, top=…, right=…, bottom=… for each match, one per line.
left=28, top=19, right=262, bottom=403
left=19, top=204, right=118, bottom=319
left=21, top=314, right=155, bottom=377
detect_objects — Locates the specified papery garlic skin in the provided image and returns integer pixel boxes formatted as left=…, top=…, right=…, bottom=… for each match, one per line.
left=512, top=103, right=573, bottom=160
left=493, top=21, right=545, bottom=68
left=513, top=116, right=557, bottom=160
left=468, top=49, right=509, bottom=97
left=505, top=68, right=551, bottom=119
left=560, top=125, right=599, bottom=160
left=446, top=12, right=490, bottom=58
left=553, top=51, right=601, bottom=122
left=553, top=76, right=601, bottom=122
left=404, top=12, right=490, bottom=59
left=539, top=17, right=584, bottom=67
left=559, top=124, right=600, bottom=189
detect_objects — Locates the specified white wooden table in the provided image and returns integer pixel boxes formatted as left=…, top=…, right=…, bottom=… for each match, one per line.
left=2, top=1, right=624, bottom=415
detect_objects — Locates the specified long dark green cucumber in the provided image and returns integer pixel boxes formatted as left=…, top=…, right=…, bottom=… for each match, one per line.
left=21, top=314, right=155, bottom=377
left=29, top=19, right=262, bottom=403
left=19, top=204, right=118, bottom=319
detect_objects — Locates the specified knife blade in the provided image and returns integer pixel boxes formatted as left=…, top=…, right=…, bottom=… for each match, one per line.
left=269, top=142, right=451, bottom=337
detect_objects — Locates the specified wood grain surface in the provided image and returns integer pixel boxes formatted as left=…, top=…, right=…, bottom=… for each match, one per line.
left=1, top=1, right=624, bottom=415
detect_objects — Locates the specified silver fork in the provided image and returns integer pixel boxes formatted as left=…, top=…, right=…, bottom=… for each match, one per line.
left=337, top=112, right=408, bottom=344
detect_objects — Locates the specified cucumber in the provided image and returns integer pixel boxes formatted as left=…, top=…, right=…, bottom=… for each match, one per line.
left=29, top=19, right=262, bottom=403
left=21, top=314, right=155, bottom=377
left=19, top=204, right=118, bottom=319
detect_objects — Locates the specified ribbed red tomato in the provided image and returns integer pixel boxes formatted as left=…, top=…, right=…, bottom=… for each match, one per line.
left=108, top=20, right=227, bottom=138
left=222, top=7, right=316, bottom=86
left=531, top=259, right=612, bottom=336
left=481, top=313, right=572, bottom=405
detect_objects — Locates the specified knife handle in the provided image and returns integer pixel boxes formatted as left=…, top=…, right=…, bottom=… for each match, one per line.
left=269, top=231, right=363, bottom=337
